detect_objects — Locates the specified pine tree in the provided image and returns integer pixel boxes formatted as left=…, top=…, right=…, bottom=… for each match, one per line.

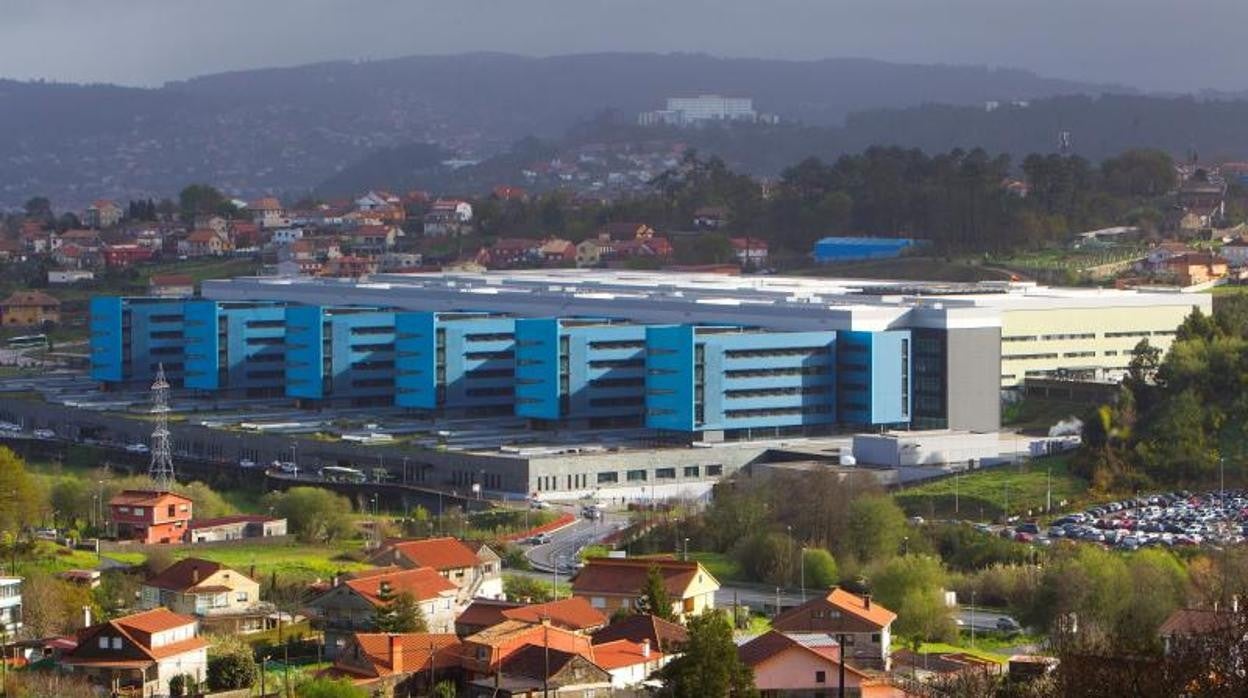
left=660, top=611, right=756, bottom=698
left=635, top=565, right=676, bottom=622
left=375, top=588, right=428, bottom=633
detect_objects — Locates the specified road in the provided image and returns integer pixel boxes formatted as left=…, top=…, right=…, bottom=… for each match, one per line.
left=958, top=606, right=1018, bottom=632
left=525, top=509, right=629, bottom=573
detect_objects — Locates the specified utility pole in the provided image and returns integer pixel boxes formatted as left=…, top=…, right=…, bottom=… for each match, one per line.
left=836, top=632, right=846, bottom=698
left=800, top=546, right=806, bottom=603
left=970, top=590, right=977, bottom=648
left=954, top=469, right=960, bottom=516
left=1046, top=466, right=1052, bottom=513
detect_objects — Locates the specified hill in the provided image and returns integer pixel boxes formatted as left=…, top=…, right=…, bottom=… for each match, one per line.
left=0, top=52, right=1126, bottom=206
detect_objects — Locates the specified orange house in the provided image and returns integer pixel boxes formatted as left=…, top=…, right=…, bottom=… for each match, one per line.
left=460, top=619, right=594, bottom=678
left=109, top=490, right=193, bottom=544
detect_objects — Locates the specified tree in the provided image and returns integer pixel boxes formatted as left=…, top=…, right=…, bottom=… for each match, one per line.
left=869, top=554, right=955, bottom=641
left=635, top=565, right=676, bottom=622
left=294, top=677, right=369, bottom=698
left=0, top=447, right=48, bottom=535
left=376, top=591, right=428, bottom=633
left=22, top=571, right=98, bottom=639
left=843, top=495, right=908, bottom=563
left=263, top=487, right=353, bottom=542
left=503, top=574, right=554, bottom=603
left=660, top=611, right=756, bottom=698
left=431, top=680, right=457, bottom=698
left=734, top=532, right=796, bottom=587
left=178, top=184, right=236, bottom=223
left=207, top=651, right=259, bottom=691
left=178, top=481, right=236, bottom=520
left=802, top=548, right=838, bottom=590
left=23, top=197, right=53, bottom=223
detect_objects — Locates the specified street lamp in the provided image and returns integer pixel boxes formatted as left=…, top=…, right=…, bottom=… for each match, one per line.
left=800, top=546, right=806, bottom=603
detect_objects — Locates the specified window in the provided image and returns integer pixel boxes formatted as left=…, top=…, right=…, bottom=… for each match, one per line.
left=655, top=468, right=676, bottom=480
left=871, top=633, right=881, bottom=643
left=111, top=637, right=122, bottom=649
left=118, top=506, right=129, bottom=514
left=99, top=637, right=109, bottom=649
left=815, top=670, right=827, bottom=684
left=133, top=507, right=144, bottom=516
left=626, top=470, right=647, bottom=482
left=236, top=591, right=249, bottom=602
left=591, top=597, right=606, bottom=609
left=707, top=465, right=723, bottom=477
left=683, top=466, right=700, bottom=478
left=597, top=472, right=618, bottom=484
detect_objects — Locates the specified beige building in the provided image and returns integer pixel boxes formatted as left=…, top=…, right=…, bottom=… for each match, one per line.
left=995, top=289, right=1210, bottom=387
left=138, top=558, right=271, bottom=634
left=570, top=557, right=719, bottom=622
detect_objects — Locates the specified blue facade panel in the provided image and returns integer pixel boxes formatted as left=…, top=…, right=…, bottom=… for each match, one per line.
left=185, top=301, right=288, bottom=393
left=183, top=300, right=220, bottom=390
left=394, top=312, right=514, bottom=411
left=89, top=296, right=187, bottom=386
left=646, top=326, right=840, bottom=433
left=514, top=318, right=561, bottom=419
left=284, top=305, right=325, bottom=399
left=644, top=325, right=697, bottom=432
left=838, top=330, right=911, bottom=425
left=89, top=296, right=124, bottom=382
left=516, top=319, right=646, bottom=422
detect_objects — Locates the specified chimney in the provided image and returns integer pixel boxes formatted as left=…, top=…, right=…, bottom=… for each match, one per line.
left=864, top=594, right=871, bottom=610
left=82, top=605, right=92, bottom=628
left=390, top=635, right=403, bottom=673
left=191, top=566, right=199, bottom=584
left=641, top=639, right=651, bottom=658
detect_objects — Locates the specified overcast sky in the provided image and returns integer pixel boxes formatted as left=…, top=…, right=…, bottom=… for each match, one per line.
left=0, top=0, right=1239, bottom=92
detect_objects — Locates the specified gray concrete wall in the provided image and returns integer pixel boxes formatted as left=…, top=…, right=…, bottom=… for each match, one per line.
left=945, top=327, right=1002, bottom=432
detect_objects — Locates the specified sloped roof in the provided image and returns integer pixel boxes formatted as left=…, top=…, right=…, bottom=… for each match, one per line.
left=457, top=599, right=523, bottom=629
left=143, top=558, right=249, bottom=592
left=501, top=597, right=608, bottom=631
left=1159, top=608, right=1240, bottom=637
left=570, top=556, right=713, bottom=598
left=591, top=613, right=688, bottom=650
left=1, top=291, right=60, bottom=307
left=772, top=587, right=897, bottom=630
left=499, top=644, right=584, bottom=681
left=738, top=631, right=867, bottom=677
left=337, top=633, right=461, bottom=679
left=375, top=537, right=481, bottom=571
left=591, top=638, right=662, bottom=670
left=343, top=567, right=457, bottom=606
left=108, top=490, right=192, bottom=507
left=67, top=608, right=206, bottom=667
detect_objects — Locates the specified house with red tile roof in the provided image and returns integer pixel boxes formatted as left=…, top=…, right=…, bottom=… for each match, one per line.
left=465, top=642, right=611, bottom=697
left=0, top=291, right=60, bottom=328
left=178, top=229, right=231, bottom=257
left=83, top=200, right=123, bottom=229
left=138, top=558, right=271, bottom=635
left=331, top=632, right=462, bottom=694
left=570, top=556, right=719, bottom=622
left=306, top=567, right=458, bottom=658
left=455, top=597, right=607, bottom=638
left=148, top=274, right=195, bottom=298
left=369, top=537, right=502, bottom=601
left=460, top=620, right=595, bottom=677
left=771, top=588, right=898, bottom=670
left=108, top=490, right=193, bottom=545
left=739, top=630, right=896, bottom=697
left=591, top=613, right=688, bottom=652
left=61, top=608, right=208, bottom=697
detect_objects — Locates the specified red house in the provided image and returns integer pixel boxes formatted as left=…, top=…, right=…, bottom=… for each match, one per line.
left=109, top=490, right=193, bottom=544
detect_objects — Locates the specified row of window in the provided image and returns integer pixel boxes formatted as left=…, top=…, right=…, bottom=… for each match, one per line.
left=1005, top=329, right=1176, bottom=341
left=594, top=464, right=724, bottom=484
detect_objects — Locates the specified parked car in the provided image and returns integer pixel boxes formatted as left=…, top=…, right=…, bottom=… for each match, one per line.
left=238, top=459, right=257, bottom=469
left=996, top=617, right=1022, bottom=633
left=32, top=429, right=55, bottom=439
left=125, top=443, right=149, bottom=454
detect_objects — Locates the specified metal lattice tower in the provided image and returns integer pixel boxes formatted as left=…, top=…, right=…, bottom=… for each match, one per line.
left=148, top=363, right=175, bottom=492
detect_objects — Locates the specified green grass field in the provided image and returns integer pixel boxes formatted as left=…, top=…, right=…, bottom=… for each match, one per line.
left=689, top=551, right=745, bottom=583
left=1002, top=397, right=1087, bottom=434
left=170, top=542, right=370, bottom=582
left=916, top=642, right=1010, bottom=664
left=894, top=456, right=1087, bottom=521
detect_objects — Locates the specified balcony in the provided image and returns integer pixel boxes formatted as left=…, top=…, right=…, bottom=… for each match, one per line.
left=197, top=601, right=275, bottom=618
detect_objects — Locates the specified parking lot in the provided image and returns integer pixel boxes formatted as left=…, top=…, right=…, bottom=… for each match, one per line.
left=993, top=490, right=1248, bottom=550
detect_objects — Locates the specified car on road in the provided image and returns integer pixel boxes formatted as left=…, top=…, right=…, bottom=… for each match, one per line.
left=238, top=459, right=257, bottom=469
left=996, top=617, right=1022, bottom=633
left=273, top=461, right=299, bottom=475
left=125, top=443, right=149, bottom=453
left=530, top=499, right=550, bottom=510
left=530, top=532, right=552, bottom=545
left=0, top=422, right=20, bottom=433
left=32, top=429, right=55, bottom=439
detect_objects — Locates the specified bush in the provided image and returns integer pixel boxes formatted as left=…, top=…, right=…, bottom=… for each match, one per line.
left=208, top=651, right=258, bottom=691
left=802, top=548, right=838, bottom=590
left=733, top=531, right=797, bottom=586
